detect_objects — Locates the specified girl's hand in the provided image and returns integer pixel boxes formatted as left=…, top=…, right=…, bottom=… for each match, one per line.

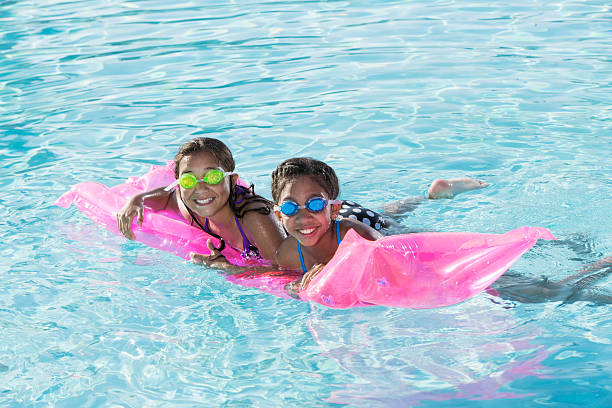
left=116, top=196, right=145, bottom=240
left=190, top=239, right=231, bottom=268
left=285, top=263, right=327, bottom=298
left=300, top=263, right=326, bottom=290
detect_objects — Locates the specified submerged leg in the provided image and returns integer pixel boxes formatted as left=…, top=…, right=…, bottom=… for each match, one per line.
left=492, top=256, right=612, bottom=305
left=562, top=257, right=612, bottom=304
left=491, top=272, right=574, bottom=303
left=381, top=197, right=425, bottom=216
left=427, top=178, right=488, bottom=199
left=380, top=177, right=488, bottom=218
left=558, top=256, right=612, bottom=286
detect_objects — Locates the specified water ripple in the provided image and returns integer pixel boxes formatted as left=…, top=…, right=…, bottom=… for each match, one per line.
left=1, top=0, right=611, bottom=406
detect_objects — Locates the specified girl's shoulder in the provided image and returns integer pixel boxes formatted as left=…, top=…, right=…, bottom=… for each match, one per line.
left=233, top=186, right=273, bottom=217
left=241, top=199, right=271, bottom=213
left=238, top=206, right=286, bottom=261
left=240, top=207, right=280, bottom=229
left=234, top=185, right=271, bottom=205
left=275, top=236, right=301, bottom=271
left=164, top=190, right=180, bottom=211
left=338, top=218, right=383, bottom=241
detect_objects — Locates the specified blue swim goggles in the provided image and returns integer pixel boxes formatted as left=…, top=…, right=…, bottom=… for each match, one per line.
left=274, top=197, right=342, bottom=216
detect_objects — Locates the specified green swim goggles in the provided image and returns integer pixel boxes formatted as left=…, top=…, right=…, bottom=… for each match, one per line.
left=165, top=168, right=234, bottom=191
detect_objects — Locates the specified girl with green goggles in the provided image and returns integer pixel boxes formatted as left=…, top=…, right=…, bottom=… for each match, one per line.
left=117, top=137, right=285, bottom=266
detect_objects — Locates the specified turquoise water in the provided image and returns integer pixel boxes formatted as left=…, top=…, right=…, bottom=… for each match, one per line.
left=1, top=0, right=611, bottom=406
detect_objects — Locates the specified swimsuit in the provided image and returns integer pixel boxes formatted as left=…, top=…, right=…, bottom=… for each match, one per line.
left=338, top=200, right=388, bottom=231
left=295, top=202, right=387, bottom=273
left=204, top=217, right=261, bottom=260
left=177, top=187, right=262, bottom=261
left=297, top=220, right=341, bottom=273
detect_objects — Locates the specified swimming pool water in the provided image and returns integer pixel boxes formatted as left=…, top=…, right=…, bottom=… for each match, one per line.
left=1, top=0, right=611, bottom=406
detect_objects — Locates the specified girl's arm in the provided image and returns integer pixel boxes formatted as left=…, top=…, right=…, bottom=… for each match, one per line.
left=338, top=218, right=383, bottom=241
left=241, top=210, right=287, bottom=262
left=191, top=239, right=286, bottom=276
left=116, top=187, right=174, bottom=240
left=190, top=240, right=275, bottom=275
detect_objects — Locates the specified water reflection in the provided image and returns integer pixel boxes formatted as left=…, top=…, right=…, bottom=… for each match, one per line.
left=307, top=300, right=549, bottom=406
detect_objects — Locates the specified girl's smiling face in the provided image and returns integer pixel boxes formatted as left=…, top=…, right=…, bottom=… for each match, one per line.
left=274, top=175, right=338, bottom=247
left=177, top=151, right=234, bottom=218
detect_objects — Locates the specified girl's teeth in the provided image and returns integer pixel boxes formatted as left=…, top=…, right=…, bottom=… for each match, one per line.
left=299, top=227, right=315, bottom=235
left=195, top=198, right=213, bottom=205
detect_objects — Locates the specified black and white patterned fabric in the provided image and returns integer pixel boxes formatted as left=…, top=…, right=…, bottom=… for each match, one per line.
left=338, top=200, right=388, bottom=231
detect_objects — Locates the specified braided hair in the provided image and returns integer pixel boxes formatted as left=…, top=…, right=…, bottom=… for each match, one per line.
left=271, top=157, right=340, bottom=203
left=174, top=137, right=272, bottom=217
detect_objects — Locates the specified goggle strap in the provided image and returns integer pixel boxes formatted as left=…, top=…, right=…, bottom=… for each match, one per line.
left=164, top=180, right=179, bottom=191
left=218, top=171, right=234, bottom=182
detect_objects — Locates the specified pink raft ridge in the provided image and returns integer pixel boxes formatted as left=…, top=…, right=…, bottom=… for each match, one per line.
left=299, top=227, right=555, bottom=309
left=55, top=162, right=556, bottom=309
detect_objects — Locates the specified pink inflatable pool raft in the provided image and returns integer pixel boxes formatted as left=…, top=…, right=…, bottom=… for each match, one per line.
left=56, top=163, right=555, bottom=309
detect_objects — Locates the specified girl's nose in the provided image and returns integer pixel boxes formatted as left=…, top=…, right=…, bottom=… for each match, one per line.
left=294, top=207, right=312, bottom=220
left=194, top=181, right=211, bottom=193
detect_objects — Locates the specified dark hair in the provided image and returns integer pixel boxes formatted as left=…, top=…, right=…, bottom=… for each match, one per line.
left=271, top=157, right=340, bottom=203
left=174, top=137, right=272, bottom=217
left=174, top=137, right=235, bottom=178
